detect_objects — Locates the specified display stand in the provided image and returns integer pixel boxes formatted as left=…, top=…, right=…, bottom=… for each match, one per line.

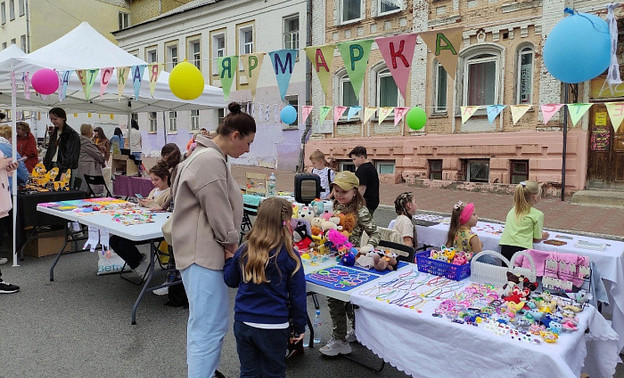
left=111, top=154, right=138, bottom=176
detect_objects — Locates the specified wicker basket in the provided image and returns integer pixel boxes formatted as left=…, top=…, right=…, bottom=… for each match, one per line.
left=470, top=250, right=536, bottom=287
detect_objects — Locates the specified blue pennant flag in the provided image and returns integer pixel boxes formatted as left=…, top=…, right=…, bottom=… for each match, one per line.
left=131, top=64, right=146, bottom=100
left=486, top=105, right=506, bottom=124
left=268, top=49, right=298, bottom=101
left=347, top=106, right=361, bottom=121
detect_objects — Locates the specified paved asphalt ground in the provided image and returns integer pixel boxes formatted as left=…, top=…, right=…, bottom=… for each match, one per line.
left=2, top=164, right=624, bottom=377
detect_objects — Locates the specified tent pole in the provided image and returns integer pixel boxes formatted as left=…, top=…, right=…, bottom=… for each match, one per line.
left=11, top=71, right=18, bottom=266
left=561, top=83, right=569, bottom=201
left=162, top=112, right=167, bottom=144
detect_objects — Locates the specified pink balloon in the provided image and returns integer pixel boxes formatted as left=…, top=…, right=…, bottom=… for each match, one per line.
left=31, top=68, right=59, bottom=95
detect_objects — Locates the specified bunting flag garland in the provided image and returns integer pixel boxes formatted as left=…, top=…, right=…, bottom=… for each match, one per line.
left=605, top=102, right=624, bottom=131
left=22, top=72, right=30, bottom=100
left=419, top=27, right=463, bottom=80
left=378, top=107, right=394, bottom=124
left=305, top=45, right=336, bottom=99
left=99, top=67, right=114, bottom=99
left=241, top=53, right=265, bottom=100
left=337, top=39, right=374, bottom=100
left=460, top=106, right=480, bottom=124
left=363, top=107, right=377, bottom=124
left=540, top=104, right=563, bottom=124
left=486, top=105, right=506, bottom=124
left=394, top=107, right=409, bottom=126
left=347, top=106, right=361, bottom=121
left=218, top=56, right=238, bottom=101
left=268, top=49, right=298, bottom=101
left=117, top=66, right=130, bottom=100
left=375, top=34, right=418, bottom=99
left=567, top=103, right=593, bottom=126
left=510, top=105, right=532, bottom=125
left=148, top=63, right=161, bottom=97
left=300, top=105, right=313, bottom=125
left=318, top=106, right=332, bottom=129
left=76, top=69, right=99, bottom=101
left=333, top=106, right=347, bottom=126
left=131, top=65, right=146, bottom=100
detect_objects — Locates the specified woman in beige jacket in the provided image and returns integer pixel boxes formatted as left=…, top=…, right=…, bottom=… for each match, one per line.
left=171, top=102, right=256, bottom=378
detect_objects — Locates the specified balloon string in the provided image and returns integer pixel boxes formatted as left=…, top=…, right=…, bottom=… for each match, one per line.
left=564, top=7, right=609, bottom=35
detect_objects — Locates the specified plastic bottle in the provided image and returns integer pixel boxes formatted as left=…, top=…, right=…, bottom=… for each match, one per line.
left=267, top=172, right=277, bottom=196
left=313, top=310, right=322, bottom=345
left=302, top=325, right=310, bottom=348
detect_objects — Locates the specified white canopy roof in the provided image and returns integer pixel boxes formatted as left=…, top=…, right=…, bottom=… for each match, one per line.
left=0, top=22, right=225, bottom=113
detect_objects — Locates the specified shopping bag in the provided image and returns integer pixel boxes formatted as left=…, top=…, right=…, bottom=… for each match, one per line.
left=97, top=250, right=131, bottom=275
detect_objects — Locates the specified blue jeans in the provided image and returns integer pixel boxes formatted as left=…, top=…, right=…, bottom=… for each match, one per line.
left=233, top=321, right=289, bottom=378
left=181, top=264, right=229, bottom=378
left=131, top=152, right=142, bottom=161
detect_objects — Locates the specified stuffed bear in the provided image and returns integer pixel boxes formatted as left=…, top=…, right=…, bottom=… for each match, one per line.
left=298, top=206, right=315, bottom=222
left=310, top=217, right=324, bottom=229
left=371, top=250, right=398, bottom=271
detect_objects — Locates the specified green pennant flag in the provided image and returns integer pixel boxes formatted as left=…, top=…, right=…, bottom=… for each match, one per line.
left=218, top=56, right=239, bottom=101
left=318, top=106, right=332, bottom=129
left=337, top=39, right=373, bottom=100
left=567, top=103, right=593, bottom=126
left=76, top=69, right=99, bottom=101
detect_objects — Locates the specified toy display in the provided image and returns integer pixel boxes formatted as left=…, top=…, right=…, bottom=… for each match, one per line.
left=25, top=163, right=72, bottom=192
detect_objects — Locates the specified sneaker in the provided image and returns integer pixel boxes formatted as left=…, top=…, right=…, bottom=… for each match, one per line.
left=0, top=257, right=7, bottom=265
left=152, top=286, right=169, bottom=296
left=0, top=280, right=20, bottom=294
left=319, top=338, right=352, bottom=356
left=346, top=328, right=357, bottom=343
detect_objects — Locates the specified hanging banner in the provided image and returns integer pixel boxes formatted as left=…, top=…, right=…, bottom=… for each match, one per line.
left=419, top=27, right=463, bottom=80
left=567, top=103, right=593, bottom=126
left=337, top=39, right=373, bottom=99
left=363, top=107, right=377, bottom=124
left=606, top=4, right=622, bottom=85
left=394, top=107, right=409, bottom=126
left=510, top=105, right=532, bottom=125
left=347, top=106, right=361, bottom=121
left=486, top=105, right=506, bottom=124
left=540, top=104, right=563, bottom=124
left=318, top=106, right=332, bottom=129
left=22, top=72, right=30, bottom=100
left=76, top=69, right=99, bottom=101
left=300, top=105, right=313, bottom=125
left=148, top=63, right=161, bottom=97
left=218, top=56, right=238, bottom=101
left=375, top=34, right=418, bottom=99
left=117, top=66, right=130, bottom=100
left=268, top=49, right=298, bottom=101
left=99, top=67, right=113, bottom=99
left=131, top=65, right=146, bottom=100
left=241, top=53, right=265, bottom=100
left=333, top=106, right=347, bottom=125
left=378, top=107, right=394, bottom=124
left=460, top=106, right=480, bottom=124
left=305, top=44, right=336, bottom=98
left=605, top=102, right=624, bottom=131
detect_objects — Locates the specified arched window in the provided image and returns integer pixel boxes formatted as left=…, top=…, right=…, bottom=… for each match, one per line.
left=433, top=59, right=448, bottom=113
left=516, top=45, right=534, bottom=104
left=336, top=70, right=358, bottom=107
left=377, top=68, right=399, bottom=107
left=464, top=53, right=498, bottom=106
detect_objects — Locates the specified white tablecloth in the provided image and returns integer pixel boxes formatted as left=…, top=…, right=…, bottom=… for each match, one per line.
left=417, top=220, right=624, bottom=353
left=350, top=268, right=620, bottom=378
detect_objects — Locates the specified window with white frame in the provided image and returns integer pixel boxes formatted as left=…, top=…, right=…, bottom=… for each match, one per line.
left=340, top=74, right=358, bottom=108
left=166, top=43, right=178, bottom=71
left=516, top=46, right=533, bottom=105
left=434, top=60, right=447, bottom=113
left=239, top=25, right=253, bottom=55
left=1, top=2, right=6, bottom=24
left=464, top=52, right=499, bottom=106
left=341, top=0, right=362, bottom=23
left=377, top=68, right=399, bottom=108
left=189, top=39, right=201, bottom=69
left=146, top=47, right=157, bottom=64
left=283, top=15, right=299, bottom=50
left=190, top=110, right=200, bottom=130
left=118, top=11, right=129, bottom=29
left=339, top=161, right=356, bottom=172
left=9, top=0, right=14, bottom=20
left=217, top=108, right=226, bottom=126
left=149, top=112, right=157, bottom=133
left=378, top=0, right=401, bottom=15
left=375, top=160, right=395, bottom=174
left=20, top=34, right=25, bottom=52
left=18, top=0, right=23, bottom=16
left=168, top=111, right=177, bottom=133
left=466, top=159, right=489, bottom=183
left=284, top=95, right=299, bottom=128
left=212, top=33, right=225, bottom=74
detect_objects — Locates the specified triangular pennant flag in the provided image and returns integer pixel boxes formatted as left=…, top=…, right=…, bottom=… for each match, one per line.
left=567, top=103, right=593, bottom=126
left=59, top=70, right=72, bottom=101
left=76, top=69, right=99, bottom=101
left=419, top=27, right=463, bottom=80
left=378, top=107, right=394, bottom=124
left=363, top=107, right=377, bottom=124
left=394, top=107, right=409, bottom=126
left=305, top=45, right=336, bottom=99
left=333, top=106, right=347, bottom=126
left=337, top=39, right=373, bottom=99
left=605, top=102, right=624, bottom=131
left=540, top=104, right=563, bottom=124
left=217, top=56, right=238, bottom=101
left=347, top=106, right=361, bottom=121
left=241, top=53, right=265, bottom=100
left=117, top=66, right=130, bottom=100
left=22, top=72, right=30, bottom=100
left=318, top=106, right=332, bottom=129
left=268, top=49, right=298, bottom=101
left=99, top=67, right=114, bottom=99
left=375, top=34, right=418, bottom=99
left=300, top=105, right=313, bottom=125
left=486, top=105, right=506, bottom=124
left=460, top=106, right=480, bottom=124
left=131, top=65, right=146, bottom=100
left=148, top=63, right=162, bottom=97
left=510, top=105, right=532, bottom=125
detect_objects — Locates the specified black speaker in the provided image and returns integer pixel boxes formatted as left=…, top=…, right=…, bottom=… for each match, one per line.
left=294, top=174, right=321, bottom=204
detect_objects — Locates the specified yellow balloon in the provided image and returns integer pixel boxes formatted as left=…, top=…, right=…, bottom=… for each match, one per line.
left=168, top=61, right=204, bottom=100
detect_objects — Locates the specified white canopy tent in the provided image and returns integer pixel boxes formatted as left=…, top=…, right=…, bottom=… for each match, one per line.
left=0, top=22, right=226, bottom=266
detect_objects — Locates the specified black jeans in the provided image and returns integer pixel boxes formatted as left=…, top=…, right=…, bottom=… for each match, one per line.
left=109, top=235, right=142, bottom=269
left=234, top=320, right=289, bottom=378
left=500, top=245, right=526, bottom=261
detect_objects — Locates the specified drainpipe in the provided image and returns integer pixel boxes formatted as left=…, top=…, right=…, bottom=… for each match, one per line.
left=297, top=0, right=313, bottom=173
left=25, top=0, right=30, bottom=52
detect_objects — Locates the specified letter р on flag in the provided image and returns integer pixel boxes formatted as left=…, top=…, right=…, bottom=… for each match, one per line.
left=337, top=40, right=373, bottom=100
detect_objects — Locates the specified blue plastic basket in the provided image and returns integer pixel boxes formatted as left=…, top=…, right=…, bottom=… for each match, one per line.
left=415, top=251, right=471, bottom=281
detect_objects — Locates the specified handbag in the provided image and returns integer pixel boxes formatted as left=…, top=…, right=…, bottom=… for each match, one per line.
left=470, top=250, right=536, bottom=287
left=161, top=147, right=213, bottom=245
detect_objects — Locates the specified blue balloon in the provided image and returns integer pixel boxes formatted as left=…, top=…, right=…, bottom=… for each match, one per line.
left=544, top=11, right=611, bottom=84
left=280, top=105, right=297, bottom=124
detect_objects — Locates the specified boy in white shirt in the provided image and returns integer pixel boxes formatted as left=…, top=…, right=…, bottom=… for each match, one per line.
left=309, top=150, right=335, bottom=200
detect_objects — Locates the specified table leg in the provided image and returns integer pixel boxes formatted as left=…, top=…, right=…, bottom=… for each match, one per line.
left=49, top=223, right=73, bottom=281
left=19, top=226, right=39, bottom=261
left=131, top=240, right=156, bottom=325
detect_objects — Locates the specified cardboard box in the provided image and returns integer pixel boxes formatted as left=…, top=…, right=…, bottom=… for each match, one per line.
left=23, top=230, right=71, bottom=258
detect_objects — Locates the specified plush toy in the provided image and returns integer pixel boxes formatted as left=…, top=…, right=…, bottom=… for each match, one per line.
left=292, top=204, right=299, bottom=219
left=321, top=212, right=333, bottom=221
left=292, top=222, right=313, bottom=251
left=321, top=221, right=338, bottom=232
left=501, top=271, right=523, bottom=297
left=310, top=226, right=322, bottom=236
left=441, top=245, right=456, bottom=262
left=298, top=206, right=315, bottom=222
left=371, top=249, right=398, bottom=271
left=311, top=217, right=324, bottom=229
left=341, top=248, right=357, bottom=266
left=337, top=213, right=356, bottom=233
left=326, top=228, right=352, bottom=252
left=310, top=199, right=325, bottom=216
left=503, top=286, right=525, bottom=304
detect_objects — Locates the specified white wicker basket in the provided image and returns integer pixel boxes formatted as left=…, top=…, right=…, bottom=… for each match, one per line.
left=470, top=250, right=536, bottom=287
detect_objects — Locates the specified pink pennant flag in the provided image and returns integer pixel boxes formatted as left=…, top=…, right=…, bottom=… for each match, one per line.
left=333, top=106, right=347, bottom=126
left=22, top=72, right=30, bottom=100
left=540, top=104, right=563, bottom=124
left=301, top=105, right=313, bottom=124
left=394, top=107, right=409, bottom=126
left=99, top=67, right=114, bottom=99
left=375, top=34, right=418, bottom=99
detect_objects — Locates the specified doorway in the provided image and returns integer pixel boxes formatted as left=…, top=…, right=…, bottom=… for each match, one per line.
left=587, top=104, right=624, bottom=189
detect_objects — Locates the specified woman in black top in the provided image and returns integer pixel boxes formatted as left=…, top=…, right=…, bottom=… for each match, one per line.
left=43, top=107, right=80, bottom=181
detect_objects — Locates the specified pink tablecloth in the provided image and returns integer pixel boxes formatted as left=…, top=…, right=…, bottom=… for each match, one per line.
left=113, top=175, right=153, bottom=197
